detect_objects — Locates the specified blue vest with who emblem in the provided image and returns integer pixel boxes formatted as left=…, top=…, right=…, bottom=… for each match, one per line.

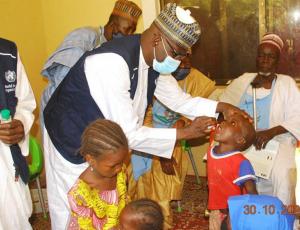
left=0, top=38, right=30, bottom=184
left=0, top=38, right=18, bottom=114
left=44, top=34, right=159, bottom=164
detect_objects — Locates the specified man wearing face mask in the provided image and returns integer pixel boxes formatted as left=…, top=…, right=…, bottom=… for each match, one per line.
left=129, top=56, right=216, bottom=228
left=43, top=3, right=250, bottom=229
left=40, top=0, right=142, bottom=128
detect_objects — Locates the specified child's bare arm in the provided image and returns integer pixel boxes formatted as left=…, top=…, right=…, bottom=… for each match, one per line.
left=243, top=180, right=258, bottom=194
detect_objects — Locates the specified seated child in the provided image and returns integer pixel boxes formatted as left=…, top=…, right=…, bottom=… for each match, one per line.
left=119, top=198, right=164, bottom=230
left=67, top=119, right=129, bottom=230
left=207, top=113, right=258, bottom=230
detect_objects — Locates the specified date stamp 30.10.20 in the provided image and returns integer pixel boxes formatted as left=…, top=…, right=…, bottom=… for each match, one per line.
left=243, top=204, right=300, bottom=215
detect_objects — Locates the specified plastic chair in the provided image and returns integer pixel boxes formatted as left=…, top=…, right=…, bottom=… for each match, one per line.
left=181, top=140, right=201, bottom=185
left=28, top=136, right=47, bottom=219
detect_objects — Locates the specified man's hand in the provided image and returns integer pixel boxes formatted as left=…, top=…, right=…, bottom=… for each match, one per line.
left=217, top=102, right=252, bottom=122
left=255, top=126, right=287, bottom=150
left=0, top=119, right=25, bottom=144
left=160, top=157, right=176, bottom=175
left=177, top=116, right=216, bottom=140
left=255, top=130, right=274, bottom=150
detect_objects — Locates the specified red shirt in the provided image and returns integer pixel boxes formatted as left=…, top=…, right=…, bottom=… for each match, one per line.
left=207, top=146, right=256, bottom=210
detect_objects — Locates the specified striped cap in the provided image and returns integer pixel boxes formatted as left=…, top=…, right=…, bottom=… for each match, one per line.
left=112, top=0, right=142, bottom=23
left=260, top=33, right=284, bottom=53
left=154, top=3, right=201, bottom=50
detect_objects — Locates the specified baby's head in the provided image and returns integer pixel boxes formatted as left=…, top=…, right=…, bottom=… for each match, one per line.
left=214, top=113, right=256, bottom=151
left=80, top=119, right=129, bottom=178
left=119, top=199, right=164, bottom=230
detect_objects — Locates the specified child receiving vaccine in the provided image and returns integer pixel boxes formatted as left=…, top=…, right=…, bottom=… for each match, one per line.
left=67, top=119, right=128, bottom=230
left=207, top=113, right=258, bottom=230
left=118, top=198, right=164, bottom=230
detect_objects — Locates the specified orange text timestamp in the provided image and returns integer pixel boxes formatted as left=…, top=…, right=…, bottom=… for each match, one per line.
left=243, top=204, right=300, bottom=215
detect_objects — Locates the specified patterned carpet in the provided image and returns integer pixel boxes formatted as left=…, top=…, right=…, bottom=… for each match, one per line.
left=30, top=175, right=209, bottom=229
left=171, top=176, right=209, bottom=229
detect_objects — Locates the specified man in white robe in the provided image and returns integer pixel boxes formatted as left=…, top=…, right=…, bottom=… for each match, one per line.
left=0, top=39, right=36, bottom=230
left=220, top=33, right=300, bottom=205
left=43, top=4, right=249, bottom=229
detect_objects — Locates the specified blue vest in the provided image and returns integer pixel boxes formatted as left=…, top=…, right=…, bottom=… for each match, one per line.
left=0, top=38, right=18, bottom=115
left=0, top=38, right=29, bottom=184
left=44, top=35, right=159, bottom=164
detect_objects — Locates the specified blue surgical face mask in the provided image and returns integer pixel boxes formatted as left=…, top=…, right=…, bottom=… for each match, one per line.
left=112, top=32, right=124, bottom=39
left=153, top=37, right=181, bottom=75
left=172, top=68, right=191, bottom=81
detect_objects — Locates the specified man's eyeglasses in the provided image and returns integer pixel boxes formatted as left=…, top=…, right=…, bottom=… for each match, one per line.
left=163, top=37, right=190, bottom=59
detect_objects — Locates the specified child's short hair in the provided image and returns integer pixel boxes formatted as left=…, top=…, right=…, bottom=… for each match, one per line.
left=80, top=119, right=128, bottom=158
left=126, top=198, right=164, bottom=230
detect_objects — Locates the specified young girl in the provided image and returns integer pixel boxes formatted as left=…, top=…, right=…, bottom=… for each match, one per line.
left=119, top=199, right=164, bottom=230
left=67, top=119, right=129, bottom=230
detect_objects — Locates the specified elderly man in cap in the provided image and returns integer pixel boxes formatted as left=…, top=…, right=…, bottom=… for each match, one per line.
left=40, top=0, right=142, bottom=125
left=220, top=33, right=300, bottom=205
left=43, top=3, right=249, bottom=228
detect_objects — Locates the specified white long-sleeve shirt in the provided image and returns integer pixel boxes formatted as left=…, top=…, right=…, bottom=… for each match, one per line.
left=85, top=48, right=217, bottom=158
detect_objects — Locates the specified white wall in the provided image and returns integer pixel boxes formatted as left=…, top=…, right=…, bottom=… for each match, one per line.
left=140, top=0, right=161, bottom=29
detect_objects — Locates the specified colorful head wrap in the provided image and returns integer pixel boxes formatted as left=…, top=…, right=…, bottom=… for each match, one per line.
left=154, top=3, right=201, bottom=50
